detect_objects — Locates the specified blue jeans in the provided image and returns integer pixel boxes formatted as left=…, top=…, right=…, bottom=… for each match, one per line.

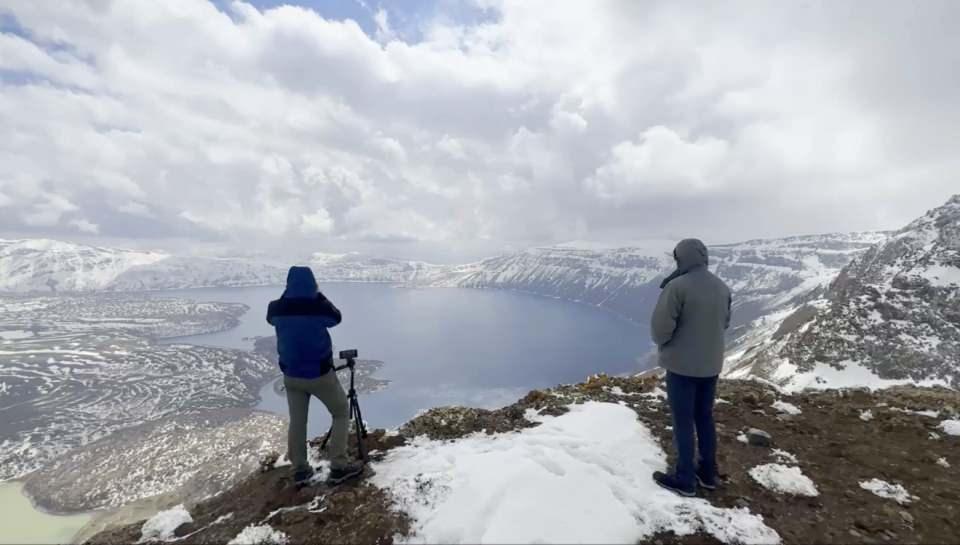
left=665, top=371, right=718, bottom=488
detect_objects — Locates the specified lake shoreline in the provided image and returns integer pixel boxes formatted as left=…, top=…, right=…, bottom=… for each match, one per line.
left=0, top=481, right=93, bottom=544
left=2, top=283, right=651, bottom=542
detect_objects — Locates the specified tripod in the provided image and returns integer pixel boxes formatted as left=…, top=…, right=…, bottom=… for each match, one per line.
left=320, top=351, right=369, bottom=463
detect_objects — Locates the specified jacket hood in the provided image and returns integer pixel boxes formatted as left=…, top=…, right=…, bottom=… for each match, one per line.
left=283, top=266, right=319, bottom=298
left=674, top=238, right=709, bottom=270
left=659, top=239, right=709, bottom=288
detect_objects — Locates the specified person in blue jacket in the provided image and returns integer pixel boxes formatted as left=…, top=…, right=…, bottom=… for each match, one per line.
left=267, top=266, right=362, bottom=486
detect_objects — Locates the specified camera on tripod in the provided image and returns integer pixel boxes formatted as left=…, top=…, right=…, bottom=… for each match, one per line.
left=324, top=348, right=368, bottom=462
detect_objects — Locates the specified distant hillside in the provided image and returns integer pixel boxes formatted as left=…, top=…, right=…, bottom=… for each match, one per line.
left=0, top=239, right=167, bottom=292
left=413, top=233, right=885, bottom=333
left=1, top=233, right=887, bottom=357
left=728, top=194, right=960, bottom=390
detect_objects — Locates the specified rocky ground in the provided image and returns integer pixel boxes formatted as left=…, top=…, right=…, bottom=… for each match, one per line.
left=87, top=375, right=960, bottom=545
left=25, top=409, right=285, bottom=513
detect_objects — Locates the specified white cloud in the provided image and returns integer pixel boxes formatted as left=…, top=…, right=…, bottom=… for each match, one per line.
left=22, top=194, right=79, bottom=227
left=69, top=218, right=100, bottom=234
left=301, top=208, right=334, bottom=234
left=114, top=200, right=154, bottom=217
left=550, top=109, right=588, bottom=133
left=585, top=126, right=730, bottom=200
left=435, top=135, right=467, bottom=160
left=0, top=0, right=957, bottom=257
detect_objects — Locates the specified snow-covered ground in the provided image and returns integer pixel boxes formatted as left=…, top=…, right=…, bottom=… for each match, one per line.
left=748, top=464, right=819, bottom=497
left=771, top=401, right=801, bottom=415
left=140, top=505, right=192, bottom=542
left=859, top=479, right=917, bottom=505
left=371, top=402, right=780, bottom=545
left=938, top=420, right=960, bottom=436
left=227, top=525, right=290, bottom=545
left=772, top=360, right=951, bottom=393
left=771, top=449, right=798, bottom=464
left=0, top=330, right=34, bottom=341
left=0, top=294, right=274, bottom=482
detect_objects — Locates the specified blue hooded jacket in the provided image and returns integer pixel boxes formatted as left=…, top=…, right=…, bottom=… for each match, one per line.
left=266, top=266, right=341, bottom=378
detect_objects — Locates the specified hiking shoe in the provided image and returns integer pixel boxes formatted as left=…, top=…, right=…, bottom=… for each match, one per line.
left=293, top=468, right=316, bottom=488
left=696, top=468, right=719, bottom=491
left=653, top=471, right=696, bottom=497
left=327, top=463, right=364, bottom=485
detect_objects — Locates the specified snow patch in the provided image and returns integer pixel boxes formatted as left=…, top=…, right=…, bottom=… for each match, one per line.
left=748, top=464, right=819, bottom=497
left=889, top=407, right=940, bottom=418
left=642, top=387, right=667, bottom=400
left=938, top=420, right=960, bottom=436
left=859, top=410, right=874, bottom=422
left=936, top=457, right=950, bottom=468
left=859, top=479, right=917, bottom=504
left=771, top=401, right=801, bottom=416
left=771, top=449, right=798, bottom=464
left=227, top=524, right=290, bottom=545
left=371, top=402, right=779, bottom=544
left=737, top=432, right=749, bottom=444
left=140, top=504, right=193, bottom=542
left=781, top=360, right=950, bottom=393
left=919, top=264, right=960, bottom=287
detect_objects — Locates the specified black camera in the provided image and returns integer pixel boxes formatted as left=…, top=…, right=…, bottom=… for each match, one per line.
left=339, top=349, right=358, bottom=360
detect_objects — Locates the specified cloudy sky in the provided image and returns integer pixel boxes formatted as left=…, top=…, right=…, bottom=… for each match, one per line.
left=1, top=0, right=957, bottom=261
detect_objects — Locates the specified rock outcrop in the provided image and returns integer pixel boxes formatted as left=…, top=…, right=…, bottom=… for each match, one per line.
left=729, top=195, right=960, bottom=389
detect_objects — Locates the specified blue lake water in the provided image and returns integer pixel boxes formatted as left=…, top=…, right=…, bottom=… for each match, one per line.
left=160, top=284, right=654, bottom=434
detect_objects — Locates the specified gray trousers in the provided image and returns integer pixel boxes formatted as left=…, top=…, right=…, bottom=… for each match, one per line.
left=284, top=372, right=350, bottom=471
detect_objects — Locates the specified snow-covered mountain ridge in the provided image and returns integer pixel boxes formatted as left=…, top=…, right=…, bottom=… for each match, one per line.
left=411, top=232, right=886, bottom=329
left=728, top=194, right=960, bottom=389
left=0, top=239, right=168, bottom=292
left=0, top=233, right=886, bottom=336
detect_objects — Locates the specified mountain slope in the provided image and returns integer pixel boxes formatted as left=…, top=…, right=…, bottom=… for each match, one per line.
left=106, top=257, right=287, bottom=291
left=0, top=239, right=167, bottom=292
left=415, top=233, right=886, bottom=329
left=414, top=245, right=673, bottom=323
left=728, top=195, right=960, bottom=389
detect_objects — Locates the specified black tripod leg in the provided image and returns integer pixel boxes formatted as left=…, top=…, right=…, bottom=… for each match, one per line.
left=353, top=396, right=368, bottom=438
left=320, top=426, right=332, bottom=451
left=355, top=403, right=367, bottom=462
